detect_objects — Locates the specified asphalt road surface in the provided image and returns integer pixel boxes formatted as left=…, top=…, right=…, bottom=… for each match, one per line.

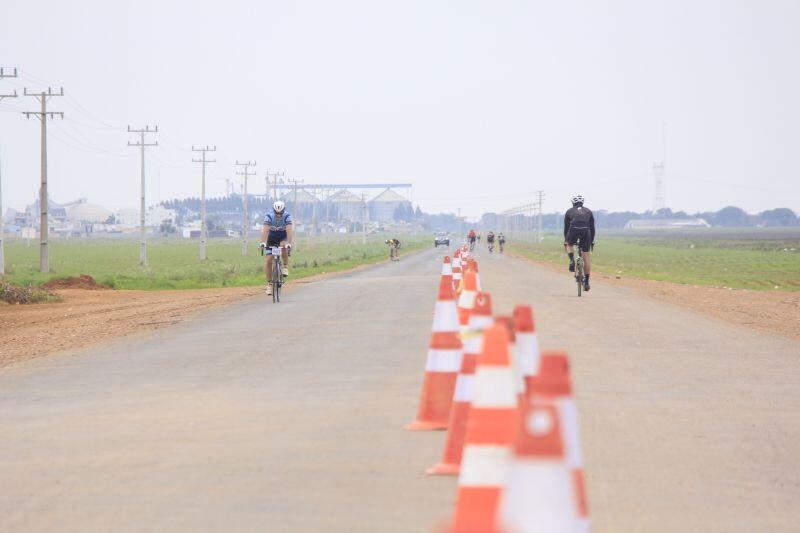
left=1, top=247, right=798, bottom=532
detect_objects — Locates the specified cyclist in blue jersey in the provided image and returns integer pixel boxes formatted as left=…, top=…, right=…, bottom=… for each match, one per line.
left=259, top=200, right=294, bottom=296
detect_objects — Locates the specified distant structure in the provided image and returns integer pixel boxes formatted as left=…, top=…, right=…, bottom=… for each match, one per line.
left=65, top=200, right=112, bottom=224
left=652, top=161, right=665, bottom=212
left=328, top=189, right=363, bottom=221
left=368, top=187, right=412, bottom=222
left=625, top=218, right=710, bottom=230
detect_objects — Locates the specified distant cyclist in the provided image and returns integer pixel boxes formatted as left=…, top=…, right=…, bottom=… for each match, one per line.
left=385, top=238, right=401, bottom=261
left=468, top=229, right=477, bottom=250
left=486, top=231, right=495, bottom=252
left=260, top=200, right=293, bottom=296
left=564, top=194, right=595, bottom=292
left=498, top=232, right=506, bottom=253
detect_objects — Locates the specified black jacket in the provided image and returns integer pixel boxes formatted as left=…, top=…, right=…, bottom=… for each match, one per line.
left=563, top=205, right=595, bottom=242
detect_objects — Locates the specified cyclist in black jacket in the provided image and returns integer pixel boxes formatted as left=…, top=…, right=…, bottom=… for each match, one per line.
left=564, top=194, right=595, bottom=291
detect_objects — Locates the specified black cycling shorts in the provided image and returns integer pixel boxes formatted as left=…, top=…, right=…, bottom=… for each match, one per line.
left=267, top=233, right=287, bottom=247
left=566, top=227, right=592, bottom=252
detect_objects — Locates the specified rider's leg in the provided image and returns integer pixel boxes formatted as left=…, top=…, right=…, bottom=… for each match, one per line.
left=583, top=249, right=591, bottom=290
left=565, top=244, right=575, bottom=271
left=280, top=240, right=290, bottom=275
left=265, top=255, right=274, bottom=294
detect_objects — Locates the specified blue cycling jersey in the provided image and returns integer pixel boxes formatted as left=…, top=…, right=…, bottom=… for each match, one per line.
left=263, top=212, right=293, bottom=235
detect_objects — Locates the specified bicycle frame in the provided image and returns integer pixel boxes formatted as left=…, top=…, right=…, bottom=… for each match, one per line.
left=262, top=245, right=285, bottom=303
left=575, top=240, right=585, bottom=297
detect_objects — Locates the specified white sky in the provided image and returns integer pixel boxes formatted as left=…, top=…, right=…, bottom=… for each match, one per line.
left=1, top=0, right=798, bottom=219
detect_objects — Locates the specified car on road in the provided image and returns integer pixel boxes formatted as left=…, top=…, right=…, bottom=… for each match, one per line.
left=434, top=232, right=450, bottom=247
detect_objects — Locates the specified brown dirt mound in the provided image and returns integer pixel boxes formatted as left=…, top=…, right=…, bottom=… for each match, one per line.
left=42, top=275, right=107, bottom=290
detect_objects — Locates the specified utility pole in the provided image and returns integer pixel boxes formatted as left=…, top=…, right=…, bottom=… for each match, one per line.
left=652, top=161, right=665, bottom=212
left=0, top=67, right=19, bottom=275
left=361, top=193, right=367, bottom=245
left=535, top=190, right=545, bottom=243
left=23, top=85, right=64, bottom=273
left=192, top=145, right=216, bottom=261
left=265, top=170, right=285, bottom=202
left=235, top=160, right=256, bottom=255
left=286, top=177, right=303, bottom=237
left=127, top=125, right=158, bottom=266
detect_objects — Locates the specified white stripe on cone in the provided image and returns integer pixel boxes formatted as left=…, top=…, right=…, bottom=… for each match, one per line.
left=517, top=331, right=541, bottom=379
left=425, top=348, right=463, bottom=372
left=473, top=367, right=518, bottom=408
left=500, top=462, right=575, bottom=533
left=432, top=301, right=459, bottom=332
left=453, top=374, right=475, bottom=402
left=459, top=445, right=513, bottom=486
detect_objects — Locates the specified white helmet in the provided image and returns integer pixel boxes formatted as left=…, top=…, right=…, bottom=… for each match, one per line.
left=571, top=194, right=584, bottom=205
left=273, top=200, right=286, bottom=213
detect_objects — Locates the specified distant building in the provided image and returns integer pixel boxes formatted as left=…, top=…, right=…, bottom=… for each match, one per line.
left=66, top=201, right=113, bottom=224
left=368, top=188, right=411, bottom=222
left=146, top=205, right=178, bottom=227
left=624, top=218, right=711, bottom=229
left=328, top=189, right=363, bottom=221
left=114, top=208, right=140, bottom=228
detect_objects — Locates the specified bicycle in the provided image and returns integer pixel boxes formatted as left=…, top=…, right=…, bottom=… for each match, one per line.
left=570, top=238, right=593, bottom=297
left=499, top=240, right=505, bottom=254
left=487, top=241, right=494, bottom=253
left=389, top=242, right=399, bottom=261
left=261, top=244, right=286, bottom=303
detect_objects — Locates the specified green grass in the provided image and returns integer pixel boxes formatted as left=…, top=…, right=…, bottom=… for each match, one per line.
left=1, top=235, right=429, bottom=290
left=509, top=232, right=800, bottom=291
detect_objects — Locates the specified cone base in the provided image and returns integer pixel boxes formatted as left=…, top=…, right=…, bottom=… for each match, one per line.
left=404, top=420, right=448, bottom=431
left=425, top=461, right=460, bottom=476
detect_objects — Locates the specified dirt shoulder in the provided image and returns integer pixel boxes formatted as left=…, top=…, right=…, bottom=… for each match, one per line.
left=0, top=287, right=262, bottom=367
left=509, top=252, right=800, bottom=342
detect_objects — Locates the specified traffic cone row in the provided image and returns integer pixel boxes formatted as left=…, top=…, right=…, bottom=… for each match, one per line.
left=407, top=254, right=591, bottom=532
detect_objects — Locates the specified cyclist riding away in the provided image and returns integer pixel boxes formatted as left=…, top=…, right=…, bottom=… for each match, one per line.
left=260, top=200, right=293, bottom=296
left=564, top=194, right=595, bottom=292
left=468, top=229, right=477, bottom=250
left=486, top=230, right=495, bottom=252
left=498, top=232, right=506, bottom=253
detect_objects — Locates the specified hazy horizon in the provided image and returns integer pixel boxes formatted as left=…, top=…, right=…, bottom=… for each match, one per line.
left=1, top=1, right=798, bottom=219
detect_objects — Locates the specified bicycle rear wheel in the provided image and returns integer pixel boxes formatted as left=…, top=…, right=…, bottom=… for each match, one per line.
left=272, top=259, right=281, bottom=303
left=576, top=258, right=583, bottom=297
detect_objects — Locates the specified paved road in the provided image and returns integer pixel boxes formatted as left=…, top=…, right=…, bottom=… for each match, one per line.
left=1, top=247, right=798, bottom=532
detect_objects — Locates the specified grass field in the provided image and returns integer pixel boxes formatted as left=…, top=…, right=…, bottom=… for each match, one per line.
left=1, top=235, right=429, bottom=290
left=509, top=230, right=800, bottom=291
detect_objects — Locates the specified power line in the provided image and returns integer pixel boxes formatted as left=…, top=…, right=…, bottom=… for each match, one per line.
left=22, top=85, right=64, bottom=273
left=128, top=125, right=158, bottom=266
left=235, top=160, right=256, bottom=256
left=192, top=145, right=216, bottom=261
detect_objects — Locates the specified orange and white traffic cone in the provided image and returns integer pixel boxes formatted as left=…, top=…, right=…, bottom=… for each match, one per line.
left=457, top=270, right=479, bottom=329
left=452, top=252, right=463, bottom=292
left=405, top=274, right=463, bottom=431
left=495, top=316, right=526, bottom=407
left=513, top=305, right=541, bottom=394
left=451, top=323, right=519, bottom=532
left=441, top=255, right=453, bottom=280
left=498, top=398, right=577, bottom=533
left=427, top=292, right=494, bottom=476
left=466, top=259, right=482, bottom=291
left=528, top=351, right=591, bottom=532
